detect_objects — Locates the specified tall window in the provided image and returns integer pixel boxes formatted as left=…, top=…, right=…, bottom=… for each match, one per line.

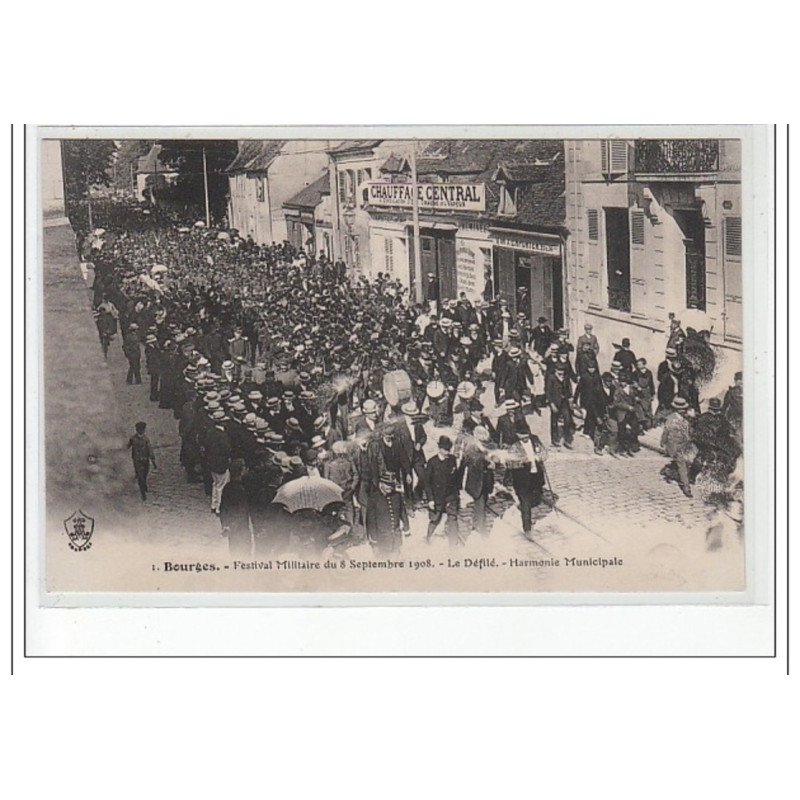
left=604, top=207, right=631, bottom=311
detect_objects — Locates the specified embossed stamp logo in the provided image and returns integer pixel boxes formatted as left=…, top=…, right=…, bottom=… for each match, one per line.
left=63, top=510, right=94, bottom=552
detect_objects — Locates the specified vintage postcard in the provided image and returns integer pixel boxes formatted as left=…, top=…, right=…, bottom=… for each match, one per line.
left=29, top=125, right=771, bottom=601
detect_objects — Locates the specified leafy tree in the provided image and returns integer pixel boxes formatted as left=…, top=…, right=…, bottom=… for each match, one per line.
left=62, top=139, right=118, bottom=212
left=157, top=140, right=238, bottom=224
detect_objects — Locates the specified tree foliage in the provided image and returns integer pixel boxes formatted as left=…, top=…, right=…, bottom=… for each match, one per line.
left=157, top=140, right=238, bottom=224
left=62, top=139, right=118, bottom=211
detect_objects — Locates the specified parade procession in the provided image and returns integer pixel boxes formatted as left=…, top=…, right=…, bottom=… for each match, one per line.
left=60, top=136, right=745, bottom=567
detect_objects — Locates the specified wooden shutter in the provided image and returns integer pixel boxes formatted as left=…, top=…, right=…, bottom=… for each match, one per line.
left=587, top=209, right=599, bottom=241
left=496, top=248, right=517, bottom=312
left=601, top=141, right=608, bottom=174
left=629, top=209, right=647, bottom=315
left=338, top=170, right=347, bottom=205
left=384, top=236, right=394, bottom=274
left=725, top=217, right=742, bottom=258
left=609, top=141, right=629, bottom=173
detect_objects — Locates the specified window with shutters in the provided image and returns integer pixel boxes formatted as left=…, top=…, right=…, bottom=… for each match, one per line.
left=337, top=170, right=347, bottom=206
left=724, top=217, right=742, bottom=259
left=587, top=209, right=599, bottom=241
left=600, top=140, right=629, bottom=177
left=384, top=236, right=394, bottom=274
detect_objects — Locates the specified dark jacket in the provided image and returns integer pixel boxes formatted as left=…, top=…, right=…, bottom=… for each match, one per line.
left=574, top=371, right=607, bottom=416
left=203, top=425, right=232, bottom=474
left=394, top=416, right=427, bottom=466
left=220, top=480, right=250, bottom=532
left=462, top=446, right=494, bottom=500
left=425, top=453, right=461, bottom=504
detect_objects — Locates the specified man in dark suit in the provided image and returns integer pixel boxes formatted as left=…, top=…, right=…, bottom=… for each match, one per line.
left=462, top=427, right=495, bottom=537
left=203, top=417, right=232, bottom=514
left=531, top=317, right=553, bottom=356
left=508, top=424, right=547, bottom=539
left=425, top=435, right=462, bottom=547
left=573, top=362, right=607, bottom=445
left=394, top=402, right=428, bottom=503
left=490, top=339, right=509, bottom=407
left=496, top=398, right=525, bottom=447
left=502, top=347, right=533, bottom=404
left=545, top=364, right=574, bottom=448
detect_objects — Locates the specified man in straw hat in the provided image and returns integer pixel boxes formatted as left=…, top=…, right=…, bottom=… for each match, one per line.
left=660, top=396, right=697, bottom=497
left=394, top=401, right=428, bottom=504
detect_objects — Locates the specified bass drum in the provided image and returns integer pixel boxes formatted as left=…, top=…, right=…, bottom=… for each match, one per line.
left=382, top=369, right=413, bottom=408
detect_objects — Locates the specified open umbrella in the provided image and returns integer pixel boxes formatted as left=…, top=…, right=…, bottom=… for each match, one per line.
left=272, top=476, right=343, bottom=514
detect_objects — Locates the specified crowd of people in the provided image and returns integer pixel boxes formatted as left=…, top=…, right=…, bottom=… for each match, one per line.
left=87, top=204, right=743, bottom=558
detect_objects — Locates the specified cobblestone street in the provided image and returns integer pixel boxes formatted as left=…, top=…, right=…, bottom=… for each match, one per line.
left=95, top=297, right=741, bottom=592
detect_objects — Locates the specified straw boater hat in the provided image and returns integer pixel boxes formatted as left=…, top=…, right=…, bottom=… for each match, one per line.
left=401, top=401, right=419, bottom=415
left=310, top=435, right=326, bottom=450
left=672, top=396, right=689, bottom=410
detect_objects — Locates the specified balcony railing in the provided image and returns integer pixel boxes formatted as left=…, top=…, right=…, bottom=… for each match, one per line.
left=634, top=139, right=719, bottom=175
left=607, top=285, right=631, bottom=313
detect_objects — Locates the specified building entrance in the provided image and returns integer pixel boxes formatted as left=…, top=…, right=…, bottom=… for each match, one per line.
left=495, top=247, right=563, bottom=329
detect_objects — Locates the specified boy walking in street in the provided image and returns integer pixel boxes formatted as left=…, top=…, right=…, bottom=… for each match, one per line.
left=127, top=421, right=157, bottom=500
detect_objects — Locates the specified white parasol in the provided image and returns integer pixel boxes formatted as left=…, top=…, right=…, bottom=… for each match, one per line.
left=272, top=476, right=343, bottom=514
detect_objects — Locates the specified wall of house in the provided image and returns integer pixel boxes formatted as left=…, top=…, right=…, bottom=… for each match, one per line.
left=228, top=173, right=273, bottom=243
left=331, top=141, right=419, bottom=274
left=266, top=142, right=332, bottom=243
left=369, top=221, right=409, bottom=289
left=41, top=140, right=66, bottom=223
left=564, top=139, right=743, bottom=380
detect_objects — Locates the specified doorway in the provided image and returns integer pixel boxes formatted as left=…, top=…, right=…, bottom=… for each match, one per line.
left=673, top=209, right=707, bottom=311
left=410, top=230, right=457, bottom=302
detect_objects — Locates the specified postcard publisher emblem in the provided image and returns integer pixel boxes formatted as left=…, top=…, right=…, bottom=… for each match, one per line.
left=63, top=510, right=94, bottom=552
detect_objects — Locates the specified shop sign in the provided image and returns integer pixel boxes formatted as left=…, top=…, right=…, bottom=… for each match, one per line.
left=367, top=182, right=485, bottom=211
left=491, top=231, right=561, bottom=256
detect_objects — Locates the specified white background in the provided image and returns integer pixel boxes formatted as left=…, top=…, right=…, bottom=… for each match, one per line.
left=2, top=3, right=795, bottom=799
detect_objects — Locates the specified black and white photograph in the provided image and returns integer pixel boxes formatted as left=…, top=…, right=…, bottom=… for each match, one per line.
left=36, top=129, right=754, bottom=595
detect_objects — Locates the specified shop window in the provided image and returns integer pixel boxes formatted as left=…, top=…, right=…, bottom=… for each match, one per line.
left=724, top=216, right=742, bottom=258
left=587, top=209, right=599, bottom=241
left=600, top=140, right=629, bottom=177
